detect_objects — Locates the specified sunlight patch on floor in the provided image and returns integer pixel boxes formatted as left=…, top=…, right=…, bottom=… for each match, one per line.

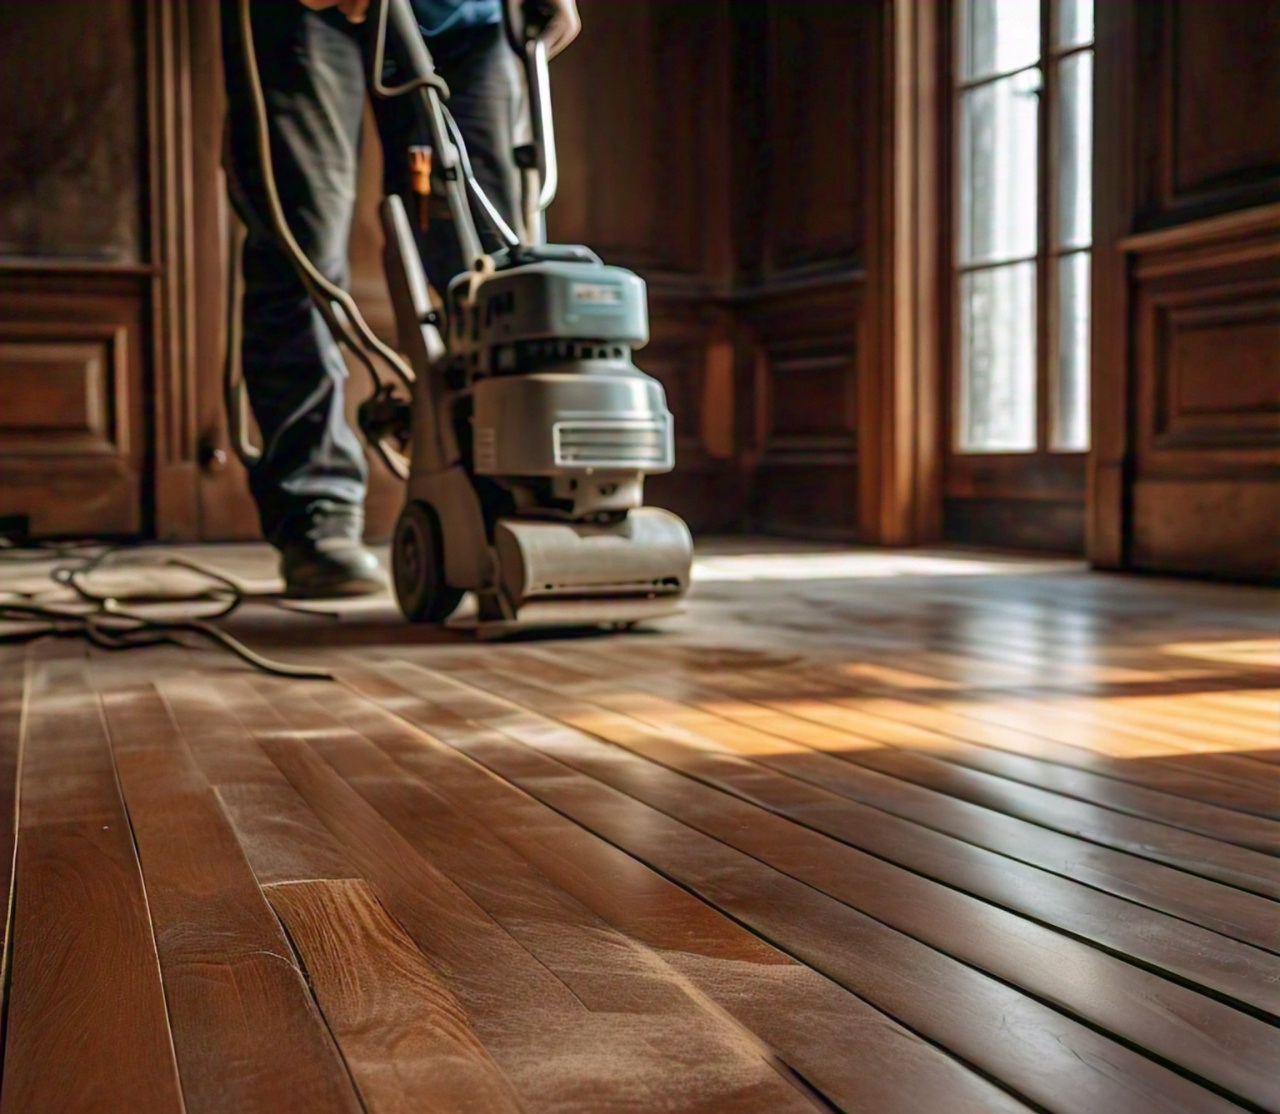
left=1161, top=639, right=1280, bottom=668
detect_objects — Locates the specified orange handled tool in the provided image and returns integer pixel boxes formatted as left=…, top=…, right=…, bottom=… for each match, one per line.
left=408, top=145, right=432, bottom=230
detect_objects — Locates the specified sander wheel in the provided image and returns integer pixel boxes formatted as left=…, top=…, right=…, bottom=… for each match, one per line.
left=392, top=501, right=464, bottom=624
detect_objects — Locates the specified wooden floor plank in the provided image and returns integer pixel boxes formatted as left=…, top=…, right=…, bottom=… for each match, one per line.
left=623, top=638, right=1280, bottom=790
left=156, top=677, right=359, bottom=885
left=845, top=689, right=1280, bottom=822
left=266, top=878, right=525, bottom=1114
left=99, top=685, right=364, bottom=1114
left=676, top=668, right=1280, bottom=895
left=456, top=660, right=1279, bottom=1019
left=242, top=683, right=826, bottom=1114
left=2, top=544, right=1273, bottom=1112
left=534, top=639, right=1280, bottom=802
left=346, top=663, right=1254, bottom=1114
left=0, top=651, right=185, bottom=1114
left=460, top=646, right=1280, bottom=953
left=258, top=696, right=844, bottom=1114
left=429, top=663, right=1280, bottom=1109
left=313, top=677, right=1039, bottom=1114
left=516, top=646, right=1280, bottom=837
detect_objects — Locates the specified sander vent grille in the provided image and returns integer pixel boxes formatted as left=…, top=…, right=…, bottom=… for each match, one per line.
left=553, top=419, right=672, bottom=469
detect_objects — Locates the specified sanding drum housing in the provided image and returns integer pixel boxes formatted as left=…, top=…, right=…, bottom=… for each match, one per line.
left=494, top=509, right=693, bottom=625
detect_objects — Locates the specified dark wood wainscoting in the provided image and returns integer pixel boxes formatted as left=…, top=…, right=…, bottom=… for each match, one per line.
left=1093, top=0, right=1280, bottom=579
left=0, top=268, right=149, bottom=537
left=738, top=277, right=865, bottom=538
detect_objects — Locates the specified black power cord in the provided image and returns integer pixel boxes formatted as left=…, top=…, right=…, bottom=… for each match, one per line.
left=0, top=541, right=334, bottom=680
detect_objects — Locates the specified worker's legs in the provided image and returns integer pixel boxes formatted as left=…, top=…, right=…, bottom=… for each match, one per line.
left=374, top=20, right=527, bottom=295
left=220, top=1, right=371, bottom=557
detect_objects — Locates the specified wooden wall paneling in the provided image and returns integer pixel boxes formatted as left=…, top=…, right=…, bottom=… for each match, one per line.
left=1126, top=218, right=1280, bottom=580
left=0, top=271, right=149, bottom=537
left=743, top=282, right=863, bottom=538
left=0, top=0, right=152, bottom=541
left=640, top=298, right=750, bottom=532
left=549, top=0, right=733, bottom=285
left=544, top=0, right=739, bottom=532
left=761, top=2, right=867, bottom=278
left=1142, top=0, right=1280, bottom=222
left=1093, top=0, right=1280, bottom=579
left=0, top=1, right=144, bottom=263
left=725, top=0, right=884, bottom=541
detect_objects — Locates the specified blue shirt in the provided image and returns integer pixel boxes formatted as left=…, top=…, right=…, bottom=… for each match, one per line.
left=410, top=0, right=502, bottom=37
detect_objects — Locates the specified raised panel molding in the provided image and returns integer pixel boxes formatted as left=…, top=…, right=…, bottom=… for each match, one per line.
left=1155, top=296, right=1280, bottom=447
left=0, top=326, right=126, bottom=455
left=0, top=272, right=147, bottom=536
left=1133, top=221, right=1280, bottom=463
left=765, top=349, right=858, bottom=449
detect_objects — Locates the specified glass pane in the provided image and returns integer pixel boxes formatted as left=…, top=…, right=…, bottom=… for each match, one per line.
left=1054, top=51, right=1093, bottom=250
left=960, top=69, right=1041, bottom=266
left=1052, top=252, right=1090, bottom=451
left=1053, top=0, right=1094, bottom=48
left=961, top=0, right=1042, bottom=82
left=958, top=262, right=1037, bottom=452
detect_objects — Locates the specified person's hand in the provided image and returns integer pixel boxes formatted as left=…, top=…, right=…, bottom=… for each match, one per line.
left=299, top=0, right=370, bottom=23
left=531, top=0, right=581, bottom=58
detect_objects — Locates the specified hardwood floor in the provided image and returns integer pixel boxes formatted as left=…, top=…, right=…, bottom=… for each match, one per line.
left=0, top=541, right=1276, bottom=1113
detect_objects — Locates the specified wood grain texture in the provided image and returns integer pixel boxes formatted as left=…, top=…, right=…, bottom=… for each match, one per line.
left=266, top=878, right=525, bottom=1114
left=322, top=676, right=1039, bottom=1114
left=290, top=678, right=1034, bottom=1114
left=0, top=652, right=184, bottom=1114
left=344, top=662, right=1253, bottom=1114
left=156, top=677, right=359, bottom=885
left=249, top=699, right=825, bottom=1114
left=100, top=685, right=363, bottom=1114
left=461, top=653, right=1279, bottom=1018
left=1095, top=0, right=1280, bottom=575
left=1, top=541, right=1275, bottom=1112
left=518, top=643, right=1280, bottom=953
left=374, top=662, right=1280, bottom=1111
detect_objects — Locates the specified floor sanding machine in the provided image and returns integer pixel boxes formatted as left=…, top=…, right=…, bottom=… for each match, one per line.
left=232, top=0, right=693, bottom=632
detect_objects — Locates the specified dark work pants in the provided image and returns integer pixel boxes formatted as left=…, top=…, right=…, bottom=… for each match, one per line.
left=220, top=1, right=525, bottom=546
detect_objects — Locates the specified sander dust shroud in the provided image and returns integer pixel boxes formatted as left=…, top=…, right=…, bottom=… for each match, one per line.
left=230, top=0, right=695, bottom=636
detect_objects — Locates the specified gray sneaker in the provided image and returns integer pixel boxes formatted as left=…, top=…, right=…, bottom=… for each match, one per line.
left=280, top=537, right=387, bottom=599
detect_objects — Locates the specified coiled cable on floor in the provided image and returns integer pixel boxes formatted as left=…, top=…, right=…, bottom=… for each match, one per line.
left=0, top=541, right=335, bottom=680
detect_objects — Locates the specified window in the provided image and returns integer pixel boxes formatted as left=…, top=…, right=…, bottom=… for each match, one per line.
left=954, top=0, right=1094, bottom=453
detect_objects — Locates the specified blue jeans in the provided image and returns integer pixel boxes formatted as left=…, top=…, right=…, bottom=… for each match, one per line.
left=220, top=2, right=524, bottom=546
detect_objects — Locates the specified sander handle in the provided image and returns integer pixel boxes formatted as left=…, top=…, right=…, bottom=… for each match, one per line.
left=504, top=0, right=559, bottom=244
left=368, top=0, right=522, bottom=269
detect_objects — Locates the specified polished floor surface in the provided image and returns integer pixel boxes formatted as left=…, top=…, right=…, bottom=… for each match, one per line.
left=0, top=541, right=1276, bottom=1113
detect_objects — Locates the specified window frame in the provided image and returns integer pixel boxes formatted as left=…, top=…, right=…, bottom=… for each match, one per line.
left=948, top=0, right=1095, bottom=461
